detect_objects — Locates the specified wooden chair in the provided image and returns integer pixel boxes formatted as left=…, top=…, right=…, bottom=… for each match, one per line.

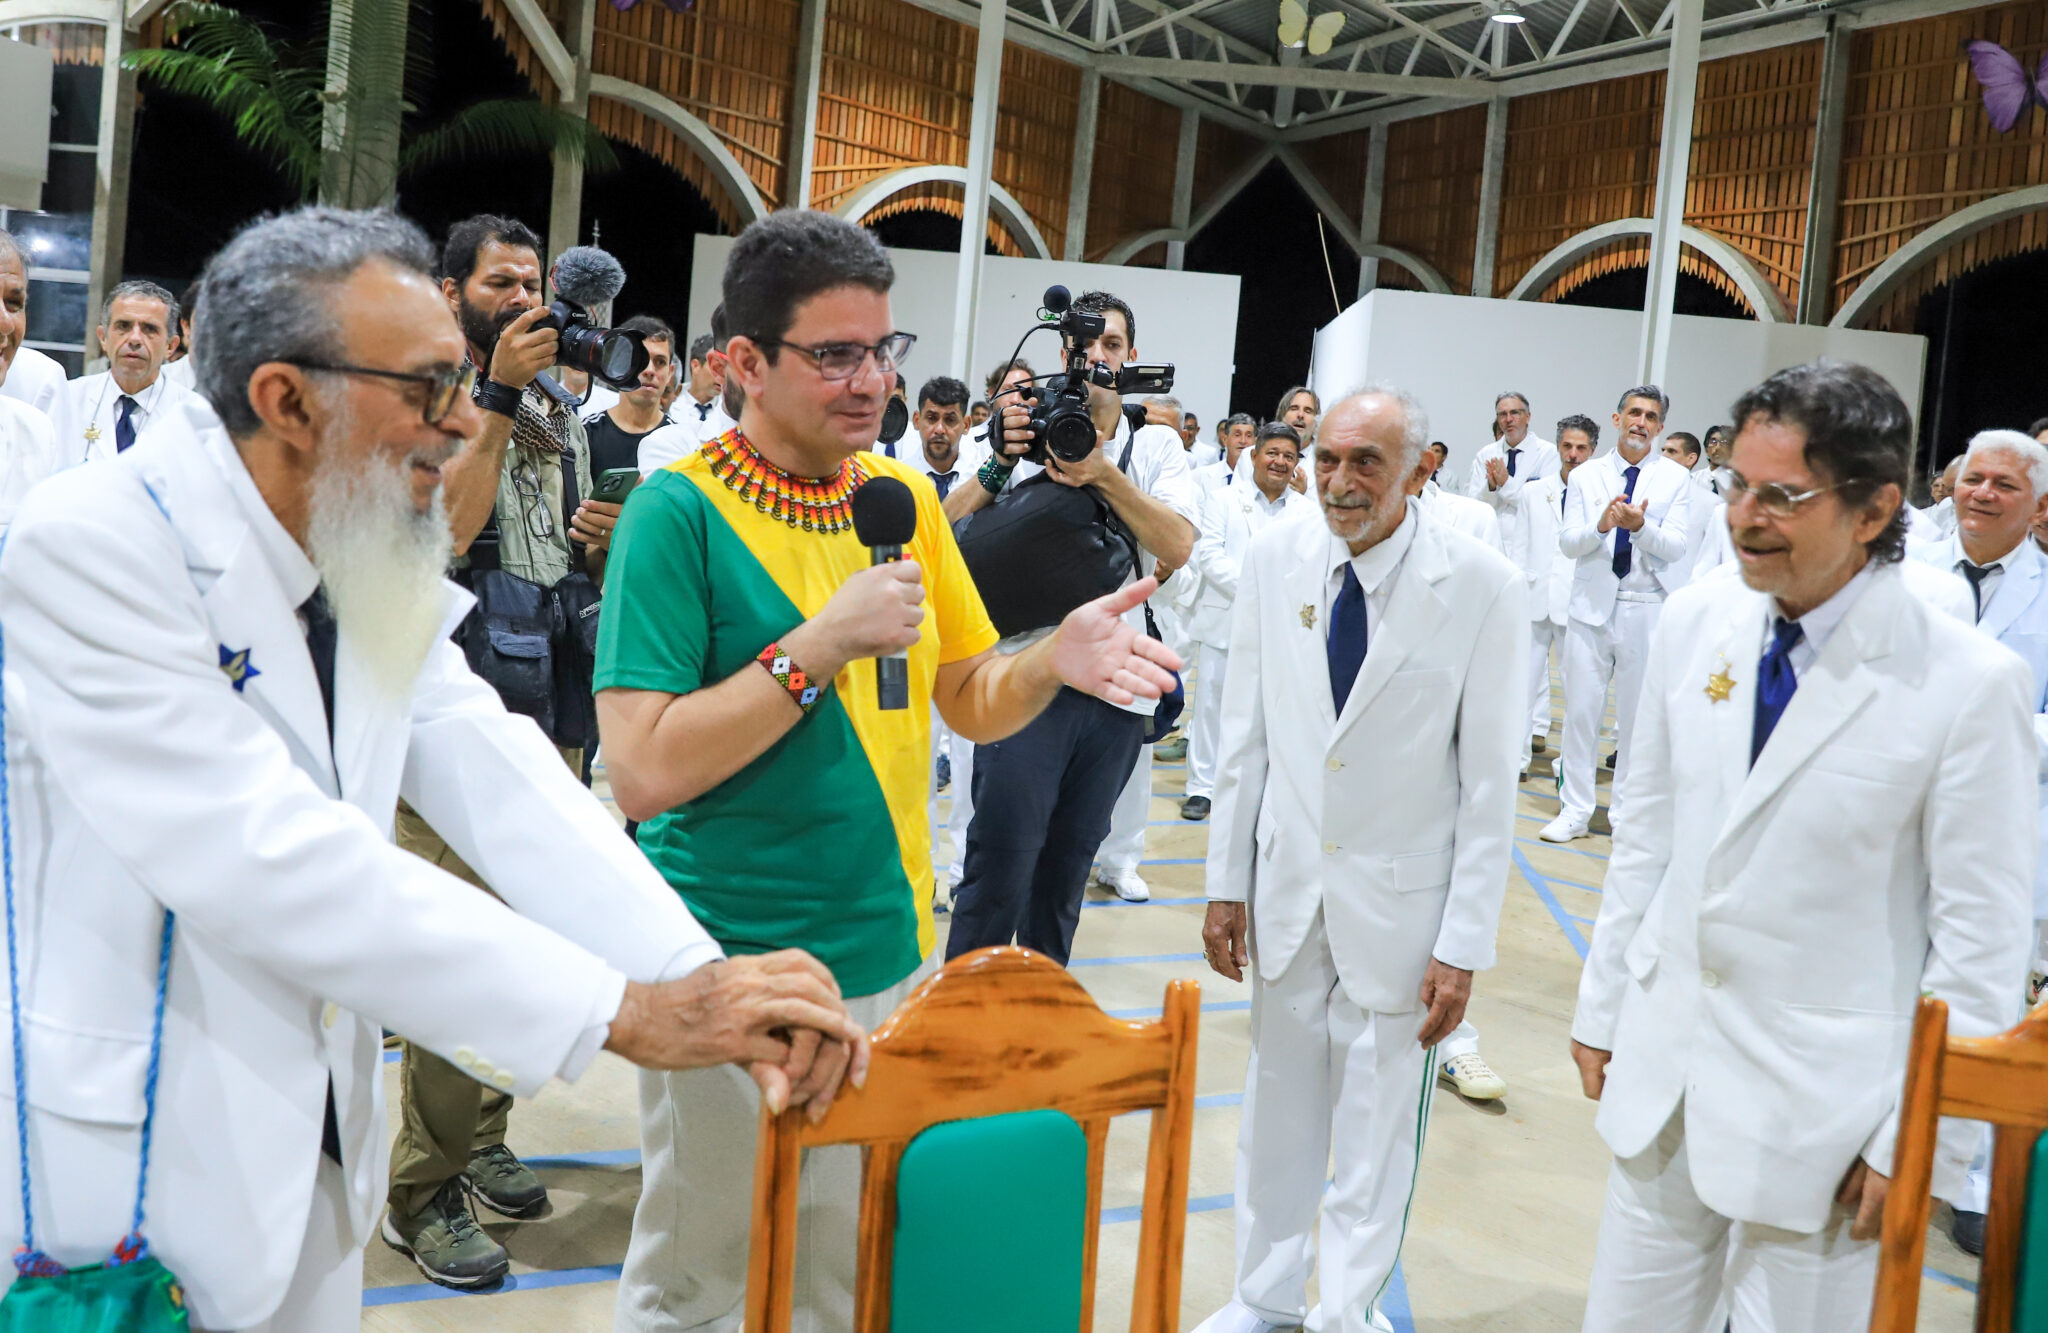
left=1872, top=995, right=2048, bottom=1331
left=743, top=945, right=1201, bottom=1333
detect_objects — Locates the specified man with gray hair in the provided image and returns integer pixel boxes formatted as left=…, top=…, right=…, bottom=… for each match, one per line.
left=1908, top=427, right=2048, bottom=1256
left=1195, top=387, right=1523, bottom=1333
left=0, top=206, right=865, bottom=1332
left=0, top=229, right=68, bottom=419
left=51, top=278, right=191, bottom=462
left=0, top=229, right=62, bottom=530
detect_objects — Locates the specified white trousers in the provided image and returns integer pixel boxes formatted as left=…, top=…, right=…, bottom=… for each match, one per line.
left=1186, top=641, right=1229, bottom=800
left=201, top=1156, right=362, bottom=1333
left=1560, top=602, right=1661, bottom=824
left=1530, top=618, right=1563, bottom=738
left=1581, top=1112, right=1877, bottom=1333
left=614, top=960, right=932, bottom=1333
left=928, top=717, right=975, bottom=888
left=1232, top=912, right=1434, bottom=1333
left=1096, top=741, right=1154, bottom=877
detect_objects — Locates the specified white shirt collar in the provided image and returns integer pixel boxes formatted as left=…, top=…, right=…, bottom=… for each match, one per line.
left=1953, top=532, right=2025, bottom=572
left=1773, top=559, right=1875, bottom=657
left=1329, top=501, right=1417, bottom=595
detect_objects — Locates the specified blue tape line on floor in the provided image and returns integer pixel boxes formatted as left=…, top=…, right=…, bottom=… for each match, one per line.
left=361, top=1262, right=624, bottom=1306
left=1516, top=843, right=1591, bottom=961
left=1069, top=951, right=1205, bottom=966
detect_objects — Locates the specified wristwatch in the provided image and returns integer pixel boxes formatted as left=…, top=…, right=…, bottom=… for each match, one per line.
left=475, top=378, right=523, bottom=420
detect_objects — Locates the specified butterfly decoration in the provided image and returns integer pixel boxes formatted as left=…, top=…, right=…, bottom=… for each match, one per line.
left=1279, top=0, right=1346, bottom=56
left=1962, top=40, right=2048, bottom=133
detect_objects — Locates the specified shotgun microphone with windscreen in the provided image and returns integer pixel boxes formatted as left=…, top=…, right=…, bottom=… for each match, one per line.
left=850, top=476, right=917, bottom=710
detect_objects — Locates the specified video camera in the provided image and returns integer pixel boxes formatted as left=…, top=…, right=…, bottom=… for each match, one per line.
left=545, top=246, right=652, bottom=390
left=1009, top=285, right=1174, bottom=465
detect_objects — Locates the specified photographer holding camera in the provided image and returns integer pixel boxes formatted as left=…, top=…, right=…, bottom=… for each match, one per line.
left=378, top=214, right=631, bottom=1288
left=945, top=289, right=1199, bottom=965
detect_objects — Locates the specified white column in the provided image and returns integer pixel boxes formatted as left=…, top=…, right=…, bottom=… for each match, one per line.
left=1357, top=122, right=1387, bottom=297
left=1165, top=106, right=1198, bottom=270
left=1065, top=67, right=1101, bottom=261
left=1796, top=15, right=1851, bottom=326
left=85, top=18, right=137, bottom=347
left=548, top=0, right=597, bottom=260
left=785, top=0, right=829, bottom=210
left=318, top=0, right=408, bottom=209
left=1637, top=0, right=1704, bottom=386
left=950, top=0, right=1007, bottom=377
left=1470, top=97, right=1507, bottom=298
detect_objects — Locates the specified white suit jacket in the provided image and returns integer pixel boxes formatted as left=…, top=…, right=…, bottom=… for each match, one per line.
left=1205, top=503, right=1525, bottom=1011
left=0, top=399, right=719, bottom=1327
left=1522, top=474, right=1573, bottom=626
left=1421, top=484, right=1502, bottom=553
left=1559, top=450, right=1695, bottom=624
left=0, top=347, right=66, bottom=419
left=1187, top=478, right=1302, bottom=648
left=1912, top=534, right=2048, bottom=915
left=1571, top=563, right=2036, bottom=1232
left=1466, top=436, right=1558, bottom=579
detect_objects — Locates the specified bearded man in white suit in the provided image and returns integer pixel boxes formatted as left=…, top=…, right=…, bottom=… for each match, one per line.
left=1194, top=387, right=1524, bottom=1333
left=0, top=209, right=867, bottom=1333
left=1540, top=385, right=1695, bottom=843
left=1570, top=361, right=2037, bottom=1332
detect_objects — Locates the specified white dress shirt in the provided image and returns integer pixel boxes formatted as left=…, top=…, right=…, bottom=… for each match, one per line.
left=1321, top=505, right=1418, bottom=651
left=873, top=430, right=988, bottom=501
left=636, top=399, right=735, bottom=476
left=0, top=396, right=63, bottom=531
left=1953, top=540, right=2023, bottom=620
left=1769, top=561, right=1875, bottom=680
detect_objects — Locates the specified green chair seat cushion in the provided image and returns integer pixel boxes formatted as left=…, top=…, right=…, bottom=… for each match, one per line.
left=889, top=1108, right=1089, bottom=1333
left=2018, top=1131, right=2048, bottom=1333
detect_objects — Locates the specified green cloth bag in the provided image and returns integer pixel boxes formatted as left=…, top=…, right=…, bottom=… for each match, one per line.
left=0, top=1254, right=189, bottom=1332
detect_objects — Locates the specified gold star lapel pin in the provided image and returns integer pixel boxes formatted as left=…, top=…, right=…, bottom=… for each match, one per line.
left=1300, top=604, right=1317, bottom=630
left=1704, top=655, right=1736, bottom=704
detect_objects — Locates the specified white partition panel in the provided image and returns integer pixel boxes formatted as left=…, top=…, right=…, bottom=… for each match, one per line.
left=688, top=235, right=1242, bottom=442
left=1310, top=290, right=1929, bottom=480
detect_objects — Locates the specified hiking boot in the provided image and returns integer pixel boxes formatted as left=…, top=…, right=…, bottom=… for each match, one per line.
left=465, top=1142, right=548, bottom=1219
left=381, top=1177, right=509, bottom=1289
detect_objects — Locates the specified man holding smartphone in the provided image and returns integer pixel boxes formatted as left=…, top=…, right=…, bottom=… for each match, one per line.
left=583, top=314, right=677, bottom=479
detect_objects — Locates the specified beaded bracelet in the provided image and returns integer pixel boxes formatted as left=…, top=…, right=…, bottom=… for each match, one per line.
left=977, top=453, right=1015, bottom=496
left=757, top=641, right=824, bottom=714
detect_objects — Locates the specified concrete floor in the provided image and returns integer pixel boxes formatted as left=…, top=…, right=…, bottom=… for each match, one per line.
left=360, top=696, right=1986, bottom=1331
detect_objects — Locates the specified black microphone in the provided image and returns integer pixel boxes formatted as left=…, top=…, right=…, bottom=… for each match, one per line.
left=850, top=477, right=918, bottom=710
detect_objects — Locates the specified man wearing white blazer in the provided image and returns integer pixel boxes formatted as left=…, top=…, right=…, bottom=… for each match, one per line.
left=1541, top=386, right=1695, bottom=843
left=1907, top=428, right=2048, bottom=1257
left=1179, top=420, right=1304, bottom=821
left=1571, top=362, right=2037, bottom=1332
left=1523, top=418, right=1600, bottom=758
left=1465, top=390, right=1560, bottom=556
left=1195, top=388, right=1524, bottom=1333
left=0, top=210, right=865, bottom=1332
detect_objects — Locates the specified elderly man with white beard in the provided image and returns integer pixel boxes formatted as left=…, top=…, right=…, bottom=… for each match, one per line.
left=0, top=208, right=866, bottom=1333
left=1195, top=388, right=1523, bottom=1333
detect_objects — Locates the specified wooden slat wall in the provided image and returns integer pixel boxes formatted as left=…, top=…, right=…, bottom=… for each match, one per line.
left=813, top=0, right=975, bottom=219
left=994, top=44, right=1080, bottom=260
left=1834, top=0, right=2048, bottom=328
left=15, top=21, right=105, bottom=65
left=1496, top=71, right=1662, bottom=297
left=475, top=0, right=564, bottom=94
left=1378, top=104, right=1487, bottom=293
left=1084, top=79, right=1182, bottom=262
left=1300, top=127, right=1373, bottom=222
left=1195, top=118, right=1266, bottom=214
left=1685, top=42, right=1821, bottom=313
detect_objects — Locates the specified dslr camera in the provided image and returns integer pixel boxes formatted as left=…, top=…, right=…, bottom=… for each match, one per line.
left=543, top=246, right=652, bottom=390
left=1012, top=285, right=1174, bottom=465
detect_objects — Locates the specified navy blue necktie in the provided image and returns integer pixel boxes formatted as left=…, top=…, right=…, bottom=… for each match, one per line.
left=931, top=471, right=956, bottom=500
left=1611, top=464, right=1641, bottom=579
left=695, top=400, right=712, bottom=421
left=115, top=395, right=138, bottom=452
left=1506, top=447, right=1518, bottom=478
left=1750, top=617, right=1804, bottom=765
left=1328, top=564, right=1368, bottom=716
left=1225, top=472, right=1234, bottom=486
left=1959, top=561, right=1991, bottom=621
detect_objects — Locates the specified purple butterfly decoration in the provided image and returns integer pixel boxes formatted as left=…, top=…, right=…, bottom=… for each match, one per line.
left=611, top=0, right=696, bottom=11
left=1963, top=40, right=2048, bottom=133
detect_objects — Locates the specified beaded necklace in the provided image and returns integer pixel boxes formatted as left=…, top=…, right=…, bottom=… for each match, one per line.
left=703, top=428, right=866, bottom=535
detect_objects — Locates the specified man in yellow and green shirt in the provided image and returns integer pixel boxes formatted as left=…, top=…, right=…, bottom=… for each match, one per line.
left=596, top=209, right=1181, bottom=1333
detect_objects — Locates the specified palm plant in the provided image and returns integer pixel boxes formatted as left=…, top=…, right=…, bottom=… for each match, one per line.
left=123, top=0, right=617, bottom=206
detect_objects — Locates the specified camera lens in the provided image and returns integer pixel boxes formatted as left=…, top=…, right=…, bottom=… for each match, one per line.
left=1047, top=409, right=1096, bottom=463
left=594, top=331, right=645, bottom=385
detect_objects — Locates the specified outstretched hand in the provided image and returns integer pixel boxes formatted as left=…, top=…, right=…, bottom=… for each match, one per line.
left=1049, top=577, right=1182, bottom=705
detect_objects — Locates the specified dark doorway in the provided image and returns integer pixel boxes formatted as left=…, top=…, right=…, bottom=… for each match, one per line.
left=864, top=208, right=1002, bottom=255
left=1911, top=248, right=2048, bottom=488
left=1184, top=159, right=1358, bottom=422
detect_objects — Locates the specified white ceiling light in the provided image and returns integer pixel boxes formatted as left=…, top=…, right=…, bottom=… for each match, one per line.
left=1491, top=1, right=1527, bottom=21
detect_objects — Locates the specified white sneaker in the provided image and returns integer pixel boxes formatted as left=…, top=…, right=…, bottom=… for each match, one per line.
left=1192, top=1301, right=1290, bottom=1333
left=1106, top=869, right=1150, bottom=903
left=1539, top=813, right=1590, bottom=843
left=1440, top=1051, right=1508, bottom=1100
